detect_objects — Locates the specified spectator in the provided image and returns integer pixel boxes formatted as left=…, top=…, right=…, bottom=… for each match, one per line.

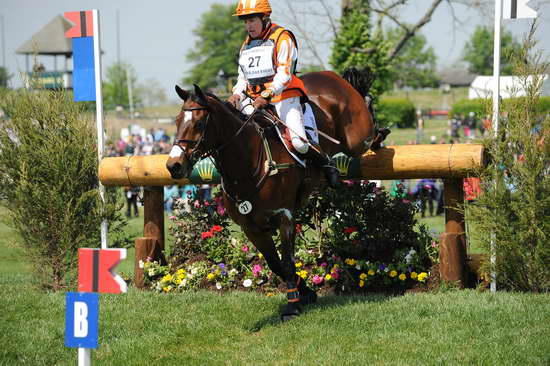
left=413, top=179, right=438, bottom=217
left=389, top=179, right=409, bottom=199
left=464, top=177, right=481, bottom=203
left=181, top=184, right=197, bottom=213
left=164, top=185, right=180, bottom=213
left=124, top=186, right=140, bottom=218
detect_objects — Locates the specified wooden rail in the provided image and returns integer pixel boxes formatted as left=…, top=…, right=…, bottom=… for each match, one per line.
left=99, top=144, right=486, bottom=288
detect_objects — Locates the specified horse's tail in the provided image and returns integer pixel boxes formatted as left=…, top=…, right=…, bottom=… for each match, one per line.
left=341, top=67, right=375, bottom=99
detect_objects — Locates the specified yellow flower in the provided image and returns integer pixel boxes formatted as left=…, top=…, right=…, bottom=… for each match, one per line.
left=266, top=293, right=274, bottom=297
left=359, top=273, right=367, bottom=280
left=177, top=268, right=186, bottom=275
left=359, top=280, right=365, bottom=288
left=325, top=274, right=332, bottom=281
left=418, top=272, right=428, bottom=282
left=174, top=278, right=182, bottom=285
left=207, top=273, right=216, bottom=281
left=389, top=270, right=398, bottom=278
left=410, top=272, right=418, bottom=280
left=162, top=286, right=169, bottom=293
left=399, top=273, right=407, bottom=281
left=162, top=274, right=172, bottom=283
left=143, top=261, right=150, bottom=269
left=368, top=269, right=375, bottom=276
left=345, top=258, right=357, bottom=266
left=298, top=270, right=308, bottom=279
left=258, top=253, right=263, bottom=259
left=295, top=262, right=303, bottom=268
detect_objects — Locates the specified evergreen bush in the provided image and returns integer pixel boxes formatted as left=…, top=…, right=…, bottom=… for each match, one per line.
left=376, top=97, right=416, bottom=128
left=468, top=24, right=550, bottom=292
left=0, top=89, right=127, bottom=290
left=451, top=97, right=550, bottom=119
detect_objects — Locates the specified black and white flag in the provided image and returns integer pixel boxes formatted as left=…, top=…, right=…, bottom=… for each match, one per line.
left=503, top=0, right=538, bottom=19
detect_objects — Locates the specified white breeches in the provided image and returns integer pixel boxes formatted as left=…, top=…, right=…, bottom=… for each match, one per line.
left=240, top=96, right=309, bottom=154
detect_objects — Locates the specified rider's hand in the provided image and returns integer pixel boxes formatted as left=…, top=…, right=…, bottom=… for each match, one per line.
left=252, top=96, right=269, bottom=110
left=227, top=94, right=241, bottom=108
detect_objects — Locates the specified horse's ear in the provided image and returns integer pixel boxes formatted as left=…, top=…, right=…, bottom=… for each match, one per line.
left=175, top=85, right=190, bottom=101
left=193, top=84, right=208, bottom=106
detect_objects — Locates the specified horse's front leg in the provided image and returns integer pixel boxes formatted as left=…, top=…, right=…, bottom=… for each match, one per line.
left=278, top=208, right=321, bottom=320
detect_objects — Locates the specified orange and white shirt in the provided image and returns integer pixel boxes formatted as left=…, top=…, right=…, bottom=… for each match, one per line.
left=232, top=23, right=307, bottom=103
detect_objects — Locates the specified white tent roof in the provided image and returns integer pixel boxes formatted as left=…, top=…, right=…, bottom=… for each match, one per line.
left=468, top=75, right=550, bottom=99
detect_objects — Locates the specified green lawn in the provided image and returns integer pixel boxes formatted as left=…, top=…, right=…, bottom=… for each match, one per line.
left=1, top=207, right=549, bottom=365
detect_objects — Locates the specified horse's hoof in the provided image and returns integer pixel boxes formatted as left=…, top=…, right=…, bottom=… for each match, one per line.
left=299, top=291, right=318, bottom=305
left=281, top=303, right=301, bottom=322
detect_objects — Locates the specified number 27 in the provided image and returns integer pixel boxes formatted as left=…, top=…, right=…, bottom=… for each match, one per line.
left=248, top=56, right=261, bottom=68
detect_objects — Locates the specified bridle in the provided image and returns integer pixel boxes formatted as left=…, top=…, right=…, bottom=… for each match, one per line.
left=173, top=104, right=257, bottom=163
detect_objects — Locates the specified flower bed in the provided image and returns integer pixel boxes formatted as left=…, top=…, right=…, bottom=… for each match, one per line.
left=144, top=183, right=438, bottom=295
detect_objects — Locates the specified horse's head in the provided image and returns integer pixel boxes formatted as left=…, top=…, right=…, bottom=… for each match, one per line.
left=166, top=84, right=216, bottom=179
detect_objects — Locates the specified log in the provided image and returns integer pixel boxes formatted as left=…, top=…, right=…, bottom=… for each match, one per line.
left=99, top=144, right=486, bottom=186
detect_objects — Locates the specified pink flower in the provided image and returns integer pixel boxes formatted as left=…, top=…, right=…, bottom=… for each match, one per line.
left=217, top=206, right=226, bottom=216
left=331, top=271, right=340, bottom=280
left=204, top=201, right=210, bottom=206
left=194, top=200, right=201, bottom=208
left=320, top=262, right=328, bottom=267
left=169, top=215, right=177, bottom=220
left=252, top=264, right=263, bottom=277
left=431, top=241, right=439, bottom=248
left=242, top=245, right=249, bottom=252
left=312, top=275, right=324, bottom=285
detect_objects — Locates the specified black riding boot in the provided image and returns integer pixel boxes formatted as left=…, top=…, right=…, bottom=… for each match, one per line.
left=305, top=146, right=341, bottom=188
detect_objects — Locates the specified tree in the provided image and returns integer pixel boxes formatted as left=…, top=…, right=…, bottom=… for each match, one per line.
left=103, top=62, right=142, bottom=110
left=462, top=25, right=522, bottom=75
left=183, top=4, right=247, bottom=91
left=386, top=28, right=438, bottom=89
left=282, top=0, right=491, bottom=94
left=139, top=78, right=168, bottom=107
left=330, top=1, right=391, bottom=97
left=0, top=66, right=11, bottom=88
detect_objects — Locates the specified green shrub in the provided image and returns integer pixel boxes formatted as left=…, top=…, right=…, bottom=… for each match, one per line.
left=467, top=28, right=550, bottom=292
left=0, top=89, right=127, bottom=290
left=376, top=97, right=416, bottom=128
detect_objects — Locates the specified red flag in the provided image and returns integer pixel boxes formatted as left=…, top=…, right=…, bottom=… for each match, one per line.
left=78, top=248, right=127, bottom=294
left=64, top=11, right=94, bottom=38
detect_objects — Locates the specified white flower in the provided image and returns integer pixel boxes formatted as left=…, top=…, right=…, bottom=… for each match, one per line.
left=243, top=279, right=253, bottom=287
left=229, top=268, right=238, bottom=276
left=384, top=267, right=390, bottom=273
left=355, top=264, right=361, bottom=270
left=179, top=279, right=187, bottom=287
left=155, top=282, right=162, bottom=291
left=148, top=269, right=155, bottom=277
left=405, top=248, right=417, bottom=264
left=138, top=260, right=144, bottom=269
left=231, top=238, right=238, bottom=246
left=216, top=282, right=222, bottom=290
left=191, top=268, right=198, bottom=275
left=256, top=279, right=264, bottom=285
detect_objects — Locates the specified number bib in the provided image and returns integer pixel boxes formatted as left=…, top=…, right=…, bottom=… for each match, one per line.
left=239, top=45, right=275, bottom=81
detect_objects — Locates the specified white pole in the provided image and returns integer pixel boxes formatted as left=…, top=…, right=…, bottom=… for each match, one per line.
left=126, top=68, right=134, bottom=118
left=93, top=9, right=108, bottom=250
left=490, top=0, right=503, bottom=293
left=78, top=348, right=91, bottom=366
left=1, top=14, right=5, bottom=68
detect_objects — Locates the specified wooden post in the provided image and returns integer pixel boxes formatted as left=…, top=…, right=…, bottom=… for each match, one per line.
left=134, top=186, right=165, bottom=288
left=439, top=178, right=467, bottom=286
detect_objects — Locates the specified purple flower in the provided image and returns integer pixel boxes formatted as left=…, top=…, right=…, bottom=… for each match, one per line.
left=320, top=262, right=328, bottom=267
left=379, top=264, right=387, bottom=270
left=218, top=263, right=225, bottom=269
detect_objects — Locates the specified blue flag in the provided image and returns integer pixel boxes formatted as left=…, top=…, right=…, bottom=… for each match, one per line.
left=72, top=37, right=96, bottom=102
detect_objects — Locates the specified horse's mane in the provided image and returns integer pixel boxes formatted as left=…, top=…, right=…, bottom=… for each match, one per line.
left=204, top=92, right=249, bottom=122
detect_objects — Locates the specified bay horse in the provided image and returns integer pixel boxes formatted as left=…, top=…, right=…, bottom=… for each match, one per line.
left=166, top=71, right=387, bottom=320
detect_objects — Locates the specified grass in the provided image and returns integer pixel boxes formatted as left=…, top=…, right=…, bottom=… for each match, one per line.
left=1, top=207, right=550, bottom=365
left=384, top=87, right=468, bottom=110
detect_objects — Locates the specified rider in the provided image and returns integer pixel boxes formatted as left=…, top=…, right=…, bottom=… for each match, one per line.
left=227, top=0, right=340, bottom=188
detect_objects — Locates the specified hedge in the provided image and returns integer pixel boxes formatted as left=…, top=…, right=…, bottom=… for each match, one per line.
left=375, top=97, right=416, bottom=128
left=451, top=96, right=550, bottom=118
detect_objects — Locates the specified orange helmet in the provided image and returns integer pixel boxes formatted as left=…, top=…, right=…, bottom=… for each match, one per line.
left=233, top=0, right=272, bottom=17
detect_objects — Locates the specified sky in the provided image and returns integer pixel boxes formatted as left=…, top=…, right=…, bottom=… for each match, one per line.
left=1, top=0, right=548, bottom=102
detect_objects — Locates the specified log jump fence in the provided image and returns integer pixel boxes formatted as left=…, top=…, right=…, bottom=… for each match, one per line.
left=99, top=143, right=486, bottom=288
